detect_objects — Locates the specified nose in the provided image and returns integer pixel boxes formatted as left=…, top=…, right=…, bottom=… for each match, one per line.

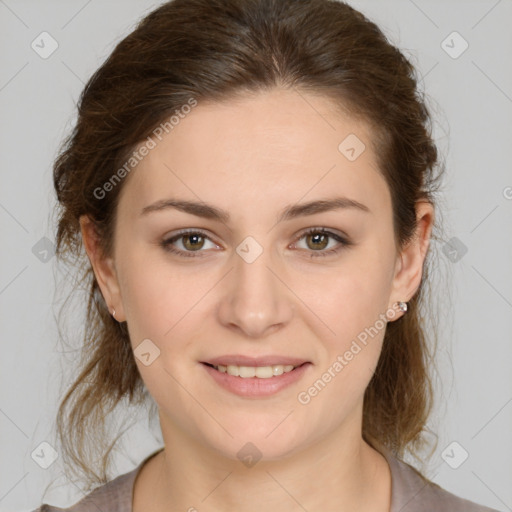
left=216, top=239, right=294, bottom=339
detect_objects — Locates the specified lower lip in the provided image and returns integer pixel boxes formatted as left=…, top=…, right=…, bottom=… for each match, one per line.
left=201, top=362, right=312, bottom=398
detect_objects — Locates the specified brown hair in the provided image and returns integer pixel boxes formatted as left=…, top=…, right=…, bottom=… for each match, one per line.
left=51, top=0, right=445, bottom=491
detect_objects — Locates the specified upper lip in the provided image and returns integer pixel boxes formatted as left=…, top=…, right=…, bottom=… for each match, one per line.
left=202, top=355, right=309, bottom=367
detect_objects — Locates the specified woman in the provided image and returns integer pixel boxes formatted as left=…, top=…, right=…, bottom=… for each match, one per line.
left=33, top=0, right=501, bottom=510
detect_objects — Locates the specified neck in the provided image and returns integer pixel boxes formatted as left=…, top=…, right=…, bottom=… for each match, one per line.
left=134, top=411, right=391, bottom=512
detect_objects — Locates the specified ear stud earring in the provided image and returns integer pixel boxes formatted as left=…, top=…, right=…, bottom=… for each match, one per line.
left=396, top=301, right=408, bottom=313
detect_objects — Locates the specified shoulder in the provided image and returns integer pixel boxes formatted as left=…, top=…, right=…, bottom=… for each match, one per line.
left=31, top=448, right=164, bottom=512
left=382, top=447, right=502, bottom=512
left=30, top=464, right=140, bottom=512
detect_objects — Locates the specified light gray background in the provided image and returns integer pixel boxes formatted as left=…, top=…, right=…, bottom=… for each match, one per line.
left=1, top=1, right=511, bottom=511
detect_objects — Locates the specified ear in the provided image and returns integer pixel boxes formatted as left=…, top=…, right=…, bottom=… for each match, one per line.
left=388, top=201, right=434, bottom=321
left=79, top=215, right=125, bottom=322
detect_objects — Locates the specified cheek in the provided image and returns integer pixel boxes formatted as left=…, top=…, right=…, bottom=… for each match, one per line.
left=118, top=251, right=219, bottom=395
left=297, top=266, right=390, bottom=416
left=296, top=247, right=393, bottom=404
left=311, top=251, right=393, bottom=338
left=116, top=244, right=191, bottom=340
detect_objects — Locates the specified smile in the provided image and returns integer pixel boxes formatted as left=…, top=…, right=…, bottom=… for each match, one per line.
left=207, top=363, right=298, bottom=378
left=201, top=361, right=311, bottom=398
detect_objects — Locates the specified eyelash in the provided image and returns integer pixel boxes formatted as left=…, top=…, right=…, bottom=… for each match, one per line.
left=160, top=227, right=352, bottom=259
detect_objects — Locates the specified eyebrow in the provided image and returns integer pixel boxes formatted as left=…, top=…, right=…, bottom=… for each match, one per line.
left=140, top=196, right=371, bottom=223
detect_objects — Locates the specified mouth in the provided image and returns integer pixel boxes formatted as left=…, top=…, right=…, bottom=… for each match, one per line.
left=200, top=358, right=312, bottom=398
left=202, top=362, right=306, bottom=379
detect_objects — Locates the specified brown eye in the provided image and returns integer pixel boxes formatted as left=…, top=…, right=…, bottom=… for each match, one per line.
left=294, top=227, right=353, bottom=258
left=160, top=229, right=218, bottom=258
left=305, top=232, right=329, bottom=251
left=182, top=233, right=206, bottom=251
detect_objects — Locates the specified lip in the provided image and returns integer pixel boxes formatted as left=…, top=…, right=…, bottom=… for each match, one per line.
left=201, top=354, right=309, bottom=367
left=201, top=361, right=312, bottom=398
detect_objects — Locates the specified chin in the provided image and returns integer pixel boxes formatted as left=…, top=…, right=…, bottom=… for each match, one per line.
left=198, top=416, right=312, bottom=464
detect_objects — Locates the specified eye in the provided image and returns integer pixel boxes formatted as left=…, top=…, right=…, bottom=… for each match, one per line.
left=160, top=229, right=219, bottom=258
left=292, top=227, right=352, bottom=258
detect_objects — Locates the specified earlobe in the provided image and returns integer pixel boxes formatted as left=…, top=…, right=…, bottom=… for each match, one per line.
left=79, top=215, right=124, bottom=321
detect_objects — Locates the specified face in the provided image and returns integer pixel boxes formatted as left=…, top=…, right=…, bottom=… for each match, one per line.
left=82, top=88, right=430, bottom=463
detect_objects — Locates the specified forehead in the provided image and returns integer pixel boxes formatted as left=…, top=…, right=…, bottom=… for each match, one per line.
left=117, top=88, right=390, bottom=221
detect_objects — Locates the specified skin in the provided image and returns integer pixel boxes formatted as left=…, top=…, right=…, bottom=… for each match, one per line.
left=80, top=87, right=434, bottom=512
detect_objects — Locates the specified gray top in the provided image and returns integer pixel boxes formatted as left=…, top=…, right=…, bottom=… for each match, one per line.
left=33, top=446, right=501, bottom=512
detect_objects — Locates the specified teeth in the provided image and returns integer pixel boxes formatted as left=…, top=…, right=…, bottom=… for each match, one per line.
left=215, top=364, right=296, bottom=378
